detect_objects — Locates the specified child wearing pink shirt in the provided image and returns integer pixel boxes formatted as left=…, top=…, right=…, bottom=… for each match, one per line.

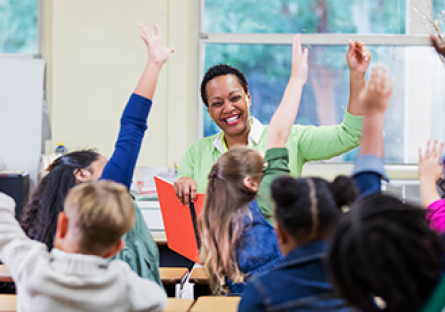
left=418, top=140, right=445, bottom=233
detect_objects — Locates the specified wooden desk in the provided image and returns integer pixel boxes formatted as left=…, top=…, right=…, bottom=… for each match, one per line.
left=163, top=298, right=194, bottom=312
left=189, top=267, right=208, bottom=285
left=0, top=266, right=12, bottom=283
left=152, top=231, right=168, bottom=246
left=190, top=296, right=240, bottom=312
left=159, top=268, right=188, bottom=285
left=0, top=296, right=194, bottom=312
left=0, top=295, right=16, bottom=312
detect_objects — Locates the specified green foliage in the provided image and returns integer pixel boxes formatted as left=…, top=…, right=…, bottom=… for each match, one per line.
left=0, top=0, right=38, bottom=53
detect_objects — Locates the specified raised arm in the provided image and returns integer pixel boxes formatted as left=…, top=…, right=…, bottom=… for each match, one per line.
left=267, top=34, right=308, bottom=149
left=418, top=140, right=444, bottom=208
left=101, top=23, right=174, bottom=188
left=419, top=140, right=445, bottom=233
left=0, top=193, right=44, bottom=280
left=257, top=35, right=307, bottom=222
left=352, top=65, right=394, bottom=198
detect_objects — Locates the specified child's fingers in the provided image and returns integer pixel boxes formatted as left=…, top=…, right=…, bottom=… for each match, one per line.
left=293, top=34, right=302, bottom=58
left=154, top=24, right=161, bottom=38
left=438, top=142, right=444, bottom=159
left=380, top=67, right=389, bottom=90
left=368, top=65, right=377, bottom=84
left=432, top=139, right=439, bottom=157
left=302, top=47, right=309, bottom=63
left=139, top=34, right=149, bottom=46
left=419, top=147, right=424, bottom=163
left=385, top=78, right=396, bottom=98
left=139, top=22, right=153, bottom=39
left=425, top=140, right=431, bottom=158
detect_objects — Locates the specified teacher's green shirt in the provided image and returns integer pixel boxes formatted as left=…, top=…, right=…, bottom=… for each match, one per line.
left=178, top=112, right=363, bottom=194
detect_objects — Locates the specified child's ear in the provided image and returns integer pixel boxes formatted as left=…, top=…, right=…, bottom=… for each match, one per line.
left=55, top=212, right=69, bottom=240
left=103, top=240, right=125, bottom=259
left=73, top=168, right=92, bottom=183
left=243, top=176, right=260, bottom=192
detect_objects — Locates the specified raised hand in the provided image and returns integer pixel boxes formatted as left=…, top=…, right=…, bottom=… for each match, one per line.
left=359, top=64, right=395, bottom=114
left=139, top=23, right=174, bottom=65
left=346, top=40, right=372, bottom=75
left=418, top=139, right=444, bottom=207
left=419, top=140, right=444, bottom=183
left=290, top=34, right=309, bottom=85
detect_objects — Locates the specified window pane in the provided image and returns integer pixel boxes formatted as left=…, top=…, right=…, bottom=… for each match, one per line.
left=204, top=0, right=406, bottom=34
left=202, top=44, right=445, bottom=164
left=0, top=0, right=38, bottom=53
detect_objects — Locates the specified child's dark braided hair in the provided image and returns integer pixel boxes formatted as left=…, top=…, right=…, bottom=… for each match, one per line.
left=328, top=194, right=444, bottom=312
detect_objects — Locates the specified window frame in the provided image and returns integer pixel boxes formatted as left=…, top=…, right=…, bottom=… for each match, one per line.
left=195, top=0, right=435, bottom=174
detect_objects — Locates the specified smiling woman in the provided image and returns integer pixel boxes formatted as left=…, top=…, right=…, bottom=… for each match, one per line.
left=174, top=38, right=370, bottom=208
left=203, top=65, right=251, bottom=144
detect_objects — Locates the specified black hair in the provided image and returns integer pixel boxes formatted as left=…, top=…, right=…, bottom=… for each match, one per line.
left=328, top=194, right=444, bottom=312
left=20, top=150, right=101, bottom=250
left=272, top=175, right=358, bottom=243
left=200, top=64, right=249, bottom=107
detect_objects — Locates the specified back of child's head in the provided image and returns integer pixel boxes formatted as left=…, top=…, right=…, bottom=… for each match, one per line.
left=20, top=150, right=101, bottom=250
left=64, top=180, right=135, bottom=255
left=199, top=147, right=263, bottom=293
left=272, top=175, right=357, bottom=243
left=328, top=194, right=444, bottom=312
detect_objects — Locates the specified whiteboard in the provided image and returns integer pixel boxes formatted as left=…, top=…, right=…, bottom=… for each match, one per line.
left=0, top=58, right=45, bottom=187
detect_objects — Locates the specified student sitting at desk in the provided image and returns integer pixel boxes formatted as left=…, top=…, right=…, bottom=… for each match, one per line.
left=239, top=65, right=394, bottom=312
left=0, top=181, right=167, bottom=312
left=199, top=35, right=307, bottom=294
left=19, top=22, right=173, bottom=286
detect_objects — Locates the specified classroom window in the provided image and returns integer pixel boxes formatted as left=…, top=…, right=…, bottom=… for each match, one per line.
left=0, top=0, right=38, bottom=53
left=198, top=0, right=445, bottom=164
left=204, top=0, right=406, bottom=34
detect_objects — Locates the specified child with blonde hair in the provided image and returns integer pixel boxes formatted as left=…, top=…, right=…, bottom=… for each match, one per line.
left=0, top=180, right=166, bottom=312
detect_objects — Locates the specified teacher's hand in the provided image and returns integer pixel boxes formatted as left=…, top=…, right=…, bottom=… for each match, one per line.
left=346, top=40, right=372, bottom=75
left=173, top=177, right=197, bottom=206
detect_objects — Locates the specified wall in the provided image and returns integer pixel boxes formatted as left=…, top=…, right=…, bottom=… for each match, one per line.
left=47, top=0, right=196, bottom=168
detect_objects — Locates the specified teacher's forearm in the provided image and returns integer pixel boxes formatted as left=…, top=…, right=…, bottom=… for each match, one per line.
left=347, top=72, right=365, bottom=116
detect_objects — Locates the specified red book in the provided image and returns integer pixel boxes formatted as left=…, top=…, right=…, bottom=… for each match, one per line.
left=154, top=176, right=204, bottom=263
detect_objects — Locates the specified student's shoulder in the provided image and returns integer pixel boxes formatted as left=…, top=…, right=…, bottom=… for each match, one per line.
left=108, top=260, right=155, bottom=285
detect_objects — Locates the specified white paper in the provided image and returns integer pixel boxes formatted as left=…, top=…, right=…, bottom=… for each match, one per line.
left=0, top=58, right=45, bottom=188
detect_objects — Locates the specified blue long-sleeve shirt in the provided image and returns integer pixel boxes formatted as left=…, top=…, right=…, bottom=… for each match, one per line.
left=100, top=93, right=152, bottom=189
left=97, top=93, right=162, bottom=285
